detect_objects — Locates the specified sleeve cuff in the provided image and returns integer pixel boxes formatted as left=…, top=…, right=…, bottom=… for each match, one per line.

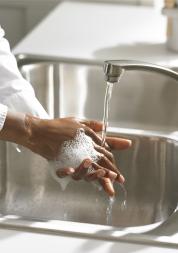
left=0, top=103, right=8, bottom=131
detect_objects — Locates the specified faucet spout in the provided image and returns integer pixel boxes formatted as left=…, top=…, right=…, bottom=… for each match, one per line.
left=104, top=60, right=178, bottom=83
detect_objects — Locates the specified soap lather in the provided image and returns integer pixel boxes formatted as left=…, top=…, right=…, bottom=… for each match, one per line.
left=50, top=128, right=101, bottom=189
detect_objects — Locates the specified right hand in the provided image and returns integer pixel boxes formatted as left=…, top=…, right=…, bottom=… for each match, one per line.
left=24, top=115, right=131, bottom=197
left=56, top=134, right=131, bottom=197
left=0, top=112, right=131, bottom=197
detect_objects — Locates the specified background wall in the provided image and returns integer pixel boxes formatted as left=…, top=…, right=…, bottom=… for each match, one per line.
left=0, top=0, right=60, bottom=48
left=0, top=0, right=155, bottom=48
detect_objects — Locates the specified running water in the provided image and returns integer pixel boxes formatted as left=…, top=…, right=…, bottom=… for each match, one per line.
left=106, top=196, right=115, bottom=225
left=106, top=183, right=127, bottom=225
left=120, top=183, right=127, bottom=210
left=101, top=69, right=125, bottom=147
left=101, top=82, right=114, bottom=147
left=101, top=70, right=127, bottom=225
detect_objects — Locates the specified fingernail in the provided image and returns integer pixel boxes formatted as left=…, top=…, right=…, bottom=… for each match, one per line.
left=127, top=140, right=132, bottom=147
left=84, top=159, right=92, bottom=168
left=56, top=168, right=75, bottom=177
left=67, top=168, right=75, bottom=174
left=108, top=184, right=115, bottom=197
left=104, top=142, right=110, bottom=149
left=119, top=174, right=125, bottom=184
left=109, top=191, right=115, bottom=197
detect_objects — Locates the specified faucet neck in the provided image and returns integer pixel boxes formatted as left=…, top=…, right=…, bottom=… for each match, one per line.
left=104, top=60, right=178, bottom=83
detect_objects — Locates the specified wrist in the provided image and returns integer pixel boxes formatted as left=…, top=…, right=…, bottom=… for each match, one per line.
left=24, top=114, right=43, bottom=146
left=0, top=111, right=33, bottom=146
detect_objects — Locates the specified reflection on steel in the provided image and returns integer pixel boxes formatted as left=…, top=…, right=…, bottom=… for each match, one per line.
left=0, top=55, right=178, bottom=230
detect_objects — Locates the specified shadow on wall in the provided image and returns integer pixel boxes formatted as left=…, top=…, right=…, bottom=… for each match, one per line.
left=0, top=2, right=59, bottom=48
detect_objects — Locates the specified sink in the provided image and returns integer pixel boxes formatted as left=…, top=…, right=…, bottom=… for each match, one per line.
left=15, top=54, right=178, bottom=131
left=0, top=54, right=178, bottom=241
left=1, top=129, right=178, bottom=228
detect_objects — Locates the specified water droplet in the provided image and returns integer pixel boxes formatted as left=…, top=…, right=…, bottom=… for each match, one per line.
left=106, top=196, right=115, bottom=225
left=16, top=145, right=21, bottom=153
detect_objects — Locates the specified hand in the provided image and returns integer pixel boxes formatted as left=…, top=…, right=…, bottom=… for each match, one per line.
left=0, top=112, right=131, bottom=196
left=43, top=117, right=131, bottom=197
left=56, top=133, right=131, bottom=196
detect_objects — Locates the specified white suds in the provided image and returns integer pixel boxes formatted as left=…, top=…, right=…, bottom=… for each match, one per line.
left=50, top=128, right=101, bottom=190
left=55, top=128, right=100, bottom=169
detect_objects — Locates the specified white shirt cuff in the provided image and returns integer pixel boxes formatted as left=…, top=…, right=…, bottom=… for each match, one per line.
left=0, top=103, right=8, bottom=131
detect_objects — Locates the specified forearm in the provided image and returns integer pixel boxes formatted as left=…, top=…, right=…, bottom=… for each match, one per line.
left=0, top=109, right=130, bottom=196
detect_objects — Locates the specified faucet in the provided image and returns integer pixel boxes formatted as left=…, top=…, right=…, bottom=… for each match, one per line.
left=103, top=60, right=178, bottom=83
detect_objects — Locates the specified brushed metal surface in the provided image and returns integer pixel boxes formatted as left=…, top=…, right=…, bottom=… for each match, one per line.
left=0, top=55, right=177, bottom=228
left=16, top=54, right=178, bottom=131
left=104, top=60, right=178, bottom=83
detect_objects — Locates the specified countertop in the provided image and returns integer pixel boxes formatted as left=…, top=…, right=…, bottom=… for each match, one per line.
left=1, top=227, right=178, bottom=253
left=14, top=1, right=178, bottom=67
left=6, top=1, right=178, bottom=252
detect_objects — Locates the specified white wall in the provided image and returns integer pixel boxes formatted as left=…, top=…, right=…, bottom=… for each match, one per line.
left=0, top=6, right=26, bottom=48
left=0, top=0, right=60, bottom=48
left=0, top=0, right=155, bottom=48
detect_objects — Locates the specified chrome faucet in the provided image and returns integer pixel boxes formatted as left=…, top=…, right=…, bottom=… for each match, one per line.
left=103, top=60, right=178, bottom=83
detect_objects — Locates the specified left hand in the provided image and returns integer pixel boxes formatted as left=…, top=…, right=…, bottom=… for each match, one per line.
left=55, top=119, right=131, bottom=196
left=0, top=112, right=131, bottom=196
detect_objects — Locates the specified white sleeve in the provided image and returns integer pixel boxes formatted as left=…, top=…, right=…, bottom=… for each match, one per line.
left=0, top=26, right=50, bottom=119
left=0, top=103, right=7, bottom=131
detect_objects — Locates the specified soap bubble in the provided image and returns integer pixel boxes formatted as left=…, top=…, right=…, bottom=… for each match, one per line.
left=50, top=128, right=101, bottom=189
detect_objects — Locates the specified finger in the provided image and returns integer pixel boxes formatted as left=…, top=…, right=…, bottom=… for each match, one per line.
left=85, top=168, right=106, bottom=182
left=94, top=144, right=115, bottom=163
left=116, top=173, right=125, bottom=184
left=72, top=159, right=92, bottom=180
left=88, top=162, right=125, bottom=184
left=84, top=127, right=110, bottom=150
left=56, top=167, right=75, bottom=178
left=105, top=137, right=132, bottom=150
left=84, top=126, right=103, bottom=146
left=98, top=154, right=119, bottom=174
left=98, top=156, right=125, bottom=183
left=91, top=162, right=118, bottom=181
left=80, top=119, right=103, bottom=132
left=78, top=122, right=110, bottom=150
left=99, top=177, right=115, bottom=197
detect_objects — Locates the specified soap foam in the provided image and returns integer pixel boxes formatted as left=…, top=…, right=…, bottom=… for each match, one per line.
left=50, top=128, right=101, bottom=190
left=55, top=128, right=100, bottom=169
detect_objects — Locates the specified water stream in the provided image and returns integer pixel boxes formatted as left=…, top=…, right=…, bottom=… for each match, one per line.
left=101, top=82, right=114, bottom=147
left=101, top=70, right=127, bottom=225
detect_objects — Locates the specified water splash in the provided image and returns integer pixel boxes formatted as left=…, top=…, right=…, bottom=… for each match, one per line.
left=106, top=196, right=115, bottom=225
left=106, top=183, right=128, bottom=225
left=120, top=183, right=127, bottom=211
left=16, top=145, right=22, bottom=153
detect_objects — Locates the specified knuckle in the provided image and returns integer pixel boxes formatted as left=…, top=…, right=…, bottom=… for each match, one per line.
left=100, top=146, right=105, bottom=153
left=109, top=152, right=114, bottom=161
left=102, top=155, right=108, bottom=163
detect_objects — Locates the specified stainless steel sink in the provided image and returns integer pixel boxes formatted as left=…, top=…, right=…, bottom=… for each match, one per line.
left=15, top=54, right=178, bottom=131
left=0, top=54, right=178, bottom=236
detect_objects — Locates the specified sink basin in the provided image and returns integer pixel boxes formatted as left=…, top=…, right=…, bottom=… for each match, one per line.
left=1, top=129, right=178, bottom=228
left=16, top=54, right=178, bottom=131
left=0, top=54, right=178, bottom=233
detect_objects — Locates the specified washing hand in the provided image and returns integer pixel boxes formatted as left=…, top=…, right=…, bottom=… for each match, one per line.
left=0, top=112, right=132, bottom=196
